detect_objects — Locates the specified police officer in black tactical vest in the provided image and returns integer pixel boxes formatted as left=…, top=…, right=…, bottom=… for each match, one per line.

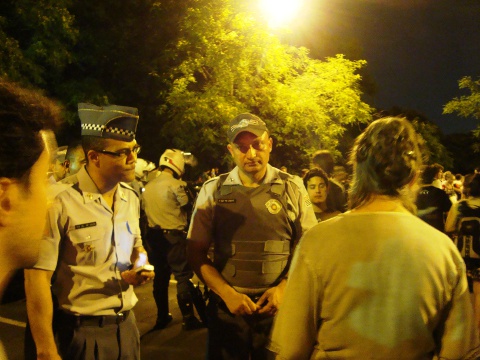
left=187, top=113, right=317, bottom=359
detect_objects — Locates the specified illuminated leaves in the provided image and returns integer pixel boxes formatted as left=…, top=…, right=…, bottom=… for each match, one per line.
left=161, top=0, right=373, bottom=168
left=444, top=76, right=480, bottom=135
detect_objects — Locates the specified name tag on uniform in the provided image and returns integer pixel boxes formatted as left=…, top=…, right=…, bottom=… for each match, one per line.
left=75, top=222, right=97, bottom=229
left=218, top=199, right=236, bottom=204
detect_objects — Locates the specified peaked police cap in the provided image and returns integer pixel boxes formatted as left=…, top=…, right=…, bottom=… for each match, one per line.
left=78, top=103, right=139, bottom=142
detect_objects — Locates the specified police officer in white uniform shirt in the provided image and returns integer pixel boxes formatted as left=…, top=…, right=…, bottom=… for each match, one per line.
left=24, top=103, right=154, bottom=360
left=187, top=113, right=317, bottom=359
left=143, top=149, right=203, bottom=331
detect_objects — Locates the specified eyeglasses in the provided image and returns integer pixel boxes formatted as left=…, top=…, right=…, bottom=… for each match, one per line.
left=99, top=145, right=141, bottom=157
left=233, top=140, right=267, bottom=154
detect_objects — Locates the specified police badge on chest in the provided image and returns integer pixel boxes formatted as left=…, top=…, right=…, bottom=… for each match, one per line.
left=265, top=199, right=282, bottom=214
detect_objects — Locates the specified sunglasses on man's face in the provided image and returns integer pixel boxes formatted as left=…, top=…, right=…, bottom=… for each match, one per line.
left=233, top=140, right=267, bottom=154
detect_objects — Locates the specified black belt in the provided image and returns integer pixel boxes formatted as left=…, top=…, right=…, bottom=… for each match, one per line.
left=148, top=227, right=186, bottom=236
left=57, top=310, right=131, bottom=328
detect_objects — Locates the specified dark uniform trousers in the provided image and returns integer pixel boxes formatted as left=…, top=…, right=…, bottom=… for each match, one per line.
left=144, top=227, right=194, bottom=317
left=206, top=293, right=275, bottom=360
left=55, top=309, right=140, bottom=360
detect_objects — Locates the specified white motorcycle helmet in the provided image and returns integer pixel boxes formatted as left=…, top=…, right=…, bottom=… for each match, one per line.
left=159, top=149, right=185, bottom=177
left=135, top=158, right=156, bottom=180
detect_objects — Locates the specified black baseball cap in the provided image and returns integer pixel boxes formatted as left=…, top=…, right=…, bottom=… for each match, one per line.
left=227, top=113, right=268, bottom=143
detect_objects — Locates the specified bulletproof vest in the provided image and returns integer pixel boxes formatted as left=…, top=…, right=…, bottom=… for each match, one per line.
left=454, top=202, right=480, bottom=268
left=212, top=173, right=294, bottom=289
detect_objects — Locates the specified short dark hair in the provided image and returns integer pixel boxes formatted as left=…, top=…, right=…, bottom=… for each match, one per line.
left=0, top=79, right=62, bottom=184
left=65, top=140, right=85, bottom=162
left=65, top=140, right=87, bottom=162
left=81, top=136, right=110, bottom=164
left=303, top=167, right=329, bottom=189
left=421, top=164, right=442, bottom=184
left=311, top=150, right=335, bottom=176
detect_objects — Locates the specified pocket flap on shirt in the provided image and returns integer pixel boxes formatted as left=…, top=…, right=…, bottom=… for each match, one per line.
left=69, top=226, right=103, bottom=244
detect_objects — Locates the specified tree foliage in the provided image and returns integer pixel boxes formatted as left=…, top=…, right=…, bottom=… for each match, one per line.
left=412, top=120, right=453, bottom=169
left=443, top=132, right=480, bottom=174
left=444, top=76, right=480, bottom=137
left=1, top=0, right=193, bottom=148
left=160, top=0, right=373, bottom=172
left=0, top=0, right=77, bottom=86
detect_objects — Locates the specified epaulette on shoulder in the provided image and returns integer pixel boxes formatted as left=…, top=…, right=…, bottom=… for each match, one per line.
left=47, top=182, right=73, bottom=199
left=60, top=173, right=79, bottom=185
left=203, top=176, right=219, bottom=186
left=284, top=173, right=304, bottom=189
left=202, top=174, right=230, bottom=191
left=120, top=182, right=139, bottom=197
left=278, top=170, right=293, bottom=181
left=215, top=173, right=230, bottom=189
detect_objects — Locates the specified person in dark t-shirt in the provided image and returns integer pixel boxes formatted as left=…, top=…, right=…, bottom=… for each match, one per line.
left=416, top=164, right=452, bottom=231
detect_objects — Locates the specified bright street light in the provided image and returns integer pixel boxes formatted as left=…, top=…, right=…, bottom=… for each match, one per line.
left=259, top=0, right=303, bottom=28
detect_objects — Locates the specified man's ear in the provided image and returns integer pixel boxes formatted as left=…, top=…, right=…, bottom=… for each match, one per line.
left=0, top=178, right=17, bottom=225
left=227, top=144, right=234, bottom=157
left=87, top=150, right=100, bottom=166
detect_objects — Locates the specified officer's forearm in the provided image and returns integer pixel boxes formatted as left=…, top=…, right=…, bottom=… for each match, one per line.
left=187, top=242, right=236, bottom=299
left=24, top=269, right=60, bottom=358
left=200, top=261, right=238, bottom=301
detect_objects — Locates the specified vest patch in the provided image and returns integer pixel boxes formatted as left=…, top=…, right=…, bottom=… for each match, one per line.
left=75, top=222, right=97, bottom=229
left=265, top=199, right=282, bottom=214
left=218, top=199, right=236, bottom=204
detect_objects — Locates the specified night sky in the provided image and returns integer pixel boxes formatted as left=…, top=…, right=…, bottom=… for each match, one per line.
left=291, top=0, right=480, bottom=134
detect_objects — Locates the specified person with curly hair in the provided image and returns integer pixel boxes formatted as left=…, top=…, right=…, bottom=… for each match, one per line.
left=269, top=117, right=480, bottom=359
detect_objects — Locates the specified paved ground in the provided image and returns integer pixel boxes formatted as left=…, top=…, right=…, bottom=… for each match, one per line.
left=0, top=276, right=207, bottom=360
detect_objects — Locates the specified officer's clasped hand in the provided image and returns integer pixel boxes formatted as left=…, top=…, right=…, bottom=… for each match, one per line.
left=224, top=292, right=259, bottom=316
left=255, top=281, right=287, bottom=317
left=121, top=266, right=155, bottom=286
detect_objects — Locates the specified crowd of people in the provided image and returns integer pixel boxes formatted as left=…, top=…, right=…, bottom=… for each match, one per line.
left=1, top=77, right=480, bottom=359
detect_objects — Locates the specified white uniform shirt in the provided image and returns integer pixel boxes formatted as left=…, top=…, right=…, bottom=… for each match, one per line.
left=142, top=171, right=189, bottom=230
left=34, top=167, right=142, bottom=316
